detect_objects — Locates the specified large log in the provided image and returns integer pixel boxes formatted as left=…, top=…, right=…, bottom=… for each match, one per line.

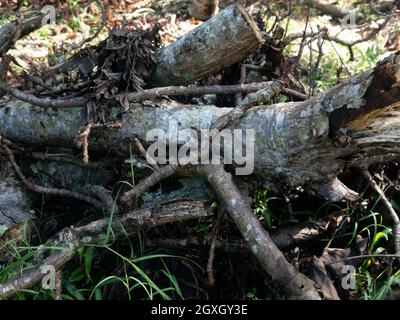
left=153, top=3, right=263, bottom=86
left=1, top=53, right=400, bottom=201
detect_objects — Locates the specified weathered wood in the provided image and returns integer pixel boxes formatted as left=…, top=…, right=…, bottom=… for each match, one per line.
left=0, top=163, right=34, bottom=239
left=0, top=200, right=212, bottom=299
left=1, top=53, right=400, bottom=201
left=198, top=163, right=321, bottom=300
left=0, top=12, right=44, bottom=56
left=153, top=4, right=263, bottom=86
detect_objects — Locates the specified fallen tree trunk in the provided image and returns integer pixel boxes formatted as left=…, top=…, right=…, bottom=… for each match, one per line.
left=153, top=3, right=263, bottom=86
left=1, top=53, right=399, bottom=201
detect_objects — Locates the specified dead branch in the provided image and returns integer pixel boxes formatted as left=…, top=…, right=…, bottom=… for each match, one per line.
left=122, top=82, right=274, bottom=102
left=362, top=169, right=400, bottom=260
left=210, top=80, right=282, bottom=130
left=198, top=163, right=321, bottom=300
left=207, top=210, right=224, bottom=286
left=121, top=81, right=282, bottom=207
left=153, top=4, right=264, bottom=86
left=0, top=199, right=212, bottom=300
left=3, top=81, right=285, bottom=109
left=305, top=0, right=353, bottom=19
left=134, top=137, right=160, bottom=171
left=0, top=141, right=104, bottom=210
left=144, top=208, right=348, bottom=251
left=2, top=53, right=400, bottom=202
left=121, top=164, right=180, bottom=207
left=0, top=83, right=89, bottom=108
left=0, top=11, right=44, bottom=56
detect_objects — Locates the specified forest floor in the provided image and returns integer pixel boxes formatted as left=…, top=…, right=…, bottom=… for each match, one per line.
left=0, top=0, right=400, bottom=300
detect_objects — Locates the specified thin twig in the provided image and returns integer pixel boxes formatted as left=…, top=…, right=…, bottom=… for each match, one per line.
left=77, top=122, right=122, bottom=164
left=121, top=82, right=273, bottom=102
left=49, top=0, right=107, bottom=71
left=121, top=81, right=282, bottom=207
left=210, top=80, right=282, bottom=130
left=121, top=164, right=180, bottom=207
left=285, top=14, right=392, bottom=61
left=234, top=63, right=247, bottom=106
left=310, top=25, right=325, bottom=96
left=198, top=164, right=320, bottom=299
left=0, top=83, right=89, bottom=108
left=133, top=137, right=160, bottom=172
left=362, top=169, right=400, bottom=260
left=324, top=254, right=400, bottom=266
left=0, top=141, right=103, bottom=209
left=282, top=87, right=308, bottom=100
left=207, top=210, right=224, bottom=286
left=29, top=151, right=111, bottom=169
left=1, top=82, right=275, bottom=108
left=0, top=200, right=211, bottom=299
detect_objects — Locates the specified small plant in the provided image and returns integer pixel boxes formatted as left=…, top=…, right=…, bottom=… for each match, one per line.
left=246, top=287, right=259, bottom=300
left=254, top=189, right=280, bottom=228
left=195, top=217, right=213, bottom=234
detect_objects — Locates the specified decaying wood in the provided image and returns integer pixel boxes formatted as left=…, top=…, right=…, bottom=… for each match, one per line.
left=2, top=53, right=399, bottom=201
left=121, top=80, right=282, bottom=207
left=144, top=209, right=348, bottom=251
left=362, top=170, right=400, bottom=260
left=153, top=4, right=264, bottom=86
left=0, top=162, right=34, bottom=238
left=0, top=199, right=212, bottom=299
left=0, top=12, right=44, bottom=56
left=189, top=0, right=219, bottom=20
left=198, top=164, right=321, bottom=299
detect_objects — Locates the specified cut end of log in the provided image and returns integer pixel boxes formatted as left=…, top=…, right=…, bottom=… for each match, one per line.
left=234, top=3, right=264, bottom=45
left=329, top=52, right=400, bottom=136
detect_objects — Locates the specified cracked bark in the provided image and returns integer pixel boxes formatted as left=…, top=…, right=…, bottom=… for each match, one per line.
left=198, top=164, right=321, bottom=299
left=2, top=53, right=399, bottom=201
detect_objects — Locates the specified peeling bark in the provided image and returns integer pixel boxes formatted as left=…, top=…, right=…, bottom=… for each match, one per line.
left=198, top=164, right=321, bottom=299
left=153, top=4, right=263, bottom=86
left=0, top=162, right=34, bottom=238
left=1, top=53, right=399, bottom=201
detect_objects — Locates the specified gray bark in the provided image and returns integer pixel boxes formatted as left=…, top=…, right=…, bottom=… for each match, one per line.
left=0, top=12, right=44, bottom=56
left=153, top=4, right=263, bottom=86
left=0, top=163, right=34, bottom=238
left=2, top=54, right=400, bottom=201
